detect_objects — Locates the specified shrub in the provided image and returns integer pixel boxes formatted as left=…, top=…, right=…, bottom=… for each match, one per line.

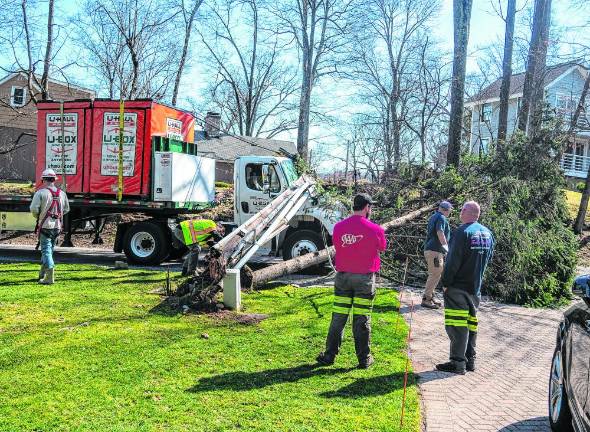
left=431, top=130, right=576, bottom=306
left=215, top=181, right=232, bottom=189
left=577, top=181, right=585, bottom=193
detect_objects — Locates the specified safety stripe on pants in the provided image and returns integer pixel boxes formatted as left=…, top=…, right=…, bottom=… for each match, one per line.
left=333, top=306, right=351, bottom=315
left=468, top=315, right=478, bottom=332
left=444, top=308, right=469, bottom=316
left=334, top=295, right=353, bottom=305
left=445, top=318, right=468, bottom=327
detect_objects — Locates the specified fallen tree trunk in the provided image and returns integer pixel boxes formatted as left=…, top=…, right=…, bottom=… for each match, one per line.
left=249, top=203, right=436, bottom=288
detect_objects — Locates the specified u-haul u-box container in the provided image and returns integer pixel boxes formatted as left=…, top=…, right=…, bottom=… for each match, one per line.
left=36, top=99, right=213, bottom=205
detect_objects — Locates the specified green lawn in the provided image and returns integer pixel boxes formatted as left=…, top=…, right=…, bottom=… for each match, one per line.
left=0, top=263, right=419, bottom=432
left=565, top=189, right=590, bottom=223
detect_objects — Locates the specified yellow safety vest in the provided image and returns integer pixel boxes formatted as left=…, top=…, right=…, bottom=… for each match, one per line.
left=180, top=219, right=217, bottom=247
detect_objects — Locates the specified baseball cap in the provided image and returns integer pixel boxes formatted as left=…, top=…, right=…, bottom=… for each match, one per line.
left=353, top=193, right=374, bottom=211
left=41, top=168, right=57, bottom=179
left=439, top=200, right=453, bottom=210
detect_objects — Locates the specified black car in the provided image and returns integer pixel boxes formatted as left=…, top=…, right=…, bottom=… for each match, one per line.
left=549, top=274, right=590, bottom=432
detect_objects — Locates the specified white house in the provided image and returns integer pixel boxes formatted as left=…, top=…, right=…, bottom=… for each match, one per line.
left=465, top=62, right=590, bottom=178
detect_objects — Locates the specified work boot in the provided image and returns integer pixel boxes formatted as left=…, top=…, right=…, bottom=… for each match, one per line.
left=38, top=264, right=47, bottom=281
left=358, top=355, right=374, bottom=369
left=466, top=358, right=475, bottom=372
left=316, top=352, right=334, bottom=366
left=421, top=298, right=440, bottom=309
left=435, top=361, right=466, bottom=375
left=39, top=268, right=55, bottom=285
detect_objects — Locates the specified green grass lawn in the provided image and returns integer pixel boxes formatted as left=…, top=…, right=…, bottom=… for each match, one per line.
left=0, top=263, right=419, bottom=432
left=565, top=189, right=590, bottom=223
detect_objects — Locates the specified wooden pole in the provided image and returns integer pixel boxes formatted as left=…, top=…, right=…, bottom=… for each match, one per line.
left=249, top=203, right=436, bottom=288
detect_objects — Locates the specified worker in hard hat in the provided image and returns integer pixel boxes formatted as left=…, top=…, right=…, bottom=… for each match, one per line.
left=174, top=219, right=223, bottom=276
left=30, top=168, right=70, bottom=284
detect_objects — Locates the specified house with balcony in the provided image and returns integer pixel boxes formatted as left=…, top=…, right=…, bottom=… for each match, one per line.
left=465, top=62, right=590, bottom=178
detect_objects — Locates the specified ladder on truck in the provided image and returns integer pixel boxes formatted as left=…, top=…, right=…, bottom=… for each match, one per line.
left=214, top=176, right=316, bottom=309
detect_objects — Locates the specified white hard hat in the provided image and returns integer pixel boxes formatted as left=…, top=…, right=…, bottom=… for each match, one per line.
left=41, top=168, right=57, bottom=179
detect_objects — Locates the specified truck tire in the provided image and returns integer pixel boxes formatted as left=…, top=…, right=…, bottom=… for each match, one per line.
left=282, top=229, right=325, bottom=261
left=123, top=221, right=170, bottom=265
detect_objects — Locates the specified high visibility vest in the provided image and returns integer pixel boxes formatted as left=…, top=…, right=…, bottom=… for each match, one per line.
left=180, top=219, right=217, bottom=247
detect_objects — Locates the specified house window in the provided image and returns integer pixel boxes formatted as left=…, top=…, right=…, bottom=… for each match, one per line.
left=10, top=86, right=27, bottom=107
left=480, top=138, right=490, bottom=155
left=481, top=103, right=492, bottom=122
left=555, top=93, right=574, bottom=116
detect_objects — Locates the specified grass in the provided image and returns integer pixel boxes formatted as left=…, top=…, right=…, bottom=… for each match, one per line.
left=0, top=263, right=419, bottom=432
left=564, top=189, right=590, bottom=223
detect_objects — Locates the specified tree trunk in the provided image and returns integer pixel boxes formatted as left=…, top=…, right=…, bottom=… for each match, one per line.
left=172, top=1, right=203, bottom=106
left=249, top=203, right=437, bottom=288
left=517, top=0, right=551, bottom=135
left=40, top=0, right=55, bottom=100
left=571, top=73, right=590, bottom=234
left=528, top=0, right=551, bottom=137
left=446, top=0, right=473, bottom=167
left=497, top=0, right=516, bottom=145
left=297, top=73, right=312, bottom=162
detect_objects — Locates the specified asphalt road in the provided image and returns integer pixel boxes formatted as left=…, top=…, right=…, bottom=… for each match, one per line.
left=0, top=243, right=285, bottom=271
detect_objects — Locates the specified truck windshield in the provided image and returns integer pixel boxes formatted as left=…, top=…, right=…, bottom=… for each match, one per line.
left=280, top=160, right=299, bottom=186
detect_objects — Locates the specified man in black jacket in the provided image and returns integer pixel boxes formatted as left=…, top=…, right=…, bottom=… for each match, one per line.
left=436, top=201, right=494, bottom=375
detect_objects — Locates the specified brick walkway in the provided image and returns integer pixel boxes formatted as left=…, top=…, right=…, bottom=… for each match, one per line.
left=400, top=290, right=564, bottom=432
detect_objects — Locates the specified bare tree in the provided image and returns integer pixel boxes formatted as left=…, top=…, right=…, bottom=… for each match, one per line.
left=353, top=0, right=440, bottom=174
left=198, top=0, right=299, bottom=138
left=517, top=0, right=552, bottom=136
left=85, top=0, right=180, bottom=99
left=497, top=0, right=517, bottom=144
left=171, top=0, right=204, bottom=105
left=405, top=37, right=450, bottom=164
left=273, top=0, right=354, bottom=161
left=447, top=0, right=473, bottom=167
left=573, top=71, right=590, bottom=234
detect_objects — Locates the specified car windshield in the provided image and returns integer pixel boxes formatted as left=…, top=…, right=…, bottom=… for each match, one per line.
left=280, top=160, right=299, bottom=186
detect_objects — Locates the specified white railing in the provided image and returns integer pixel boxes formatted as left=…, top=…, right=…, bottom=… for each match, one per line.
left=561, top=153, right=590, bottom=178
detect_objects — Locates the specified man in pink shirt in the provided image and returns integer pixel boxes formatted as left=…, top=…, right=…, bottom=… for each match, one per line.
left=317, top=193, right=386, bottom=369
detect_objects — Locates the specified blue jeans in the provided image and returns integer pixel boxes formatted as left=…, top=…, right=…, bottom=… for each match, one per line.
left=40, top=231, right=57, bottom=269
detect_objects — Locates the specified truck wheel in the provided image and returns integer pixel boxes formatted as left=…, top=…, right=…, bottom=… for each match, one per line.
left=123, top=222, right=170, bottom=265
left=282, top=229, right=325, bottom=260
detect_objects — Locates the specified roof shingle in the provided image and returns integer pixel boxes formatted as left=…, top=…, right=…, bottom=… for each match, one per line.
left=467, top=62, right=584, bottom=104
left=196, top=133, right=296, bottom=161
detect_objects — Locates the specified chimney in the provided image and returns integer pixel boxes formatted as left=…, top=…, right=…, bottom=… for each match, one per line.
left=205, top=111, right=221, bottom=138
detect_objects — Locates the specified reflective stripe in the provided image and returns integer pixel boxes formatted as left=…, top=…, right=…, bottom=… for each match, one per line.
left=445, top=319, right=468, bottom=327
left=333, top=306, right=351, bottom=315
left=468, top=324, right=478, bottom=332
left=468, top=315, right=478, bottom=322
left=353, top=303, right=372, bottom=310
left=353, top=309, right=371, bottom=315
left=334, top=295, right=353, bottom=305
left=354, top=297, right=373, bottom=306
left=444, top=308, right=469, bottom=316
left=188, top=222, right=198, bottom=243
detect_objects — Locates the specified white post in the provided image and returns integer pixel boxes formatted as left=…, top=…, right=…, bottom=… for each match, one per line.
left=222, top=269, right=241, bottom=310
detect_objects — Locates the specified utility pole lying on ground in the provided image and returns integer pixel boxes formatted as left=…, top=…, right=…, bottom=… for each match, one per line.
left=246, top=203, right=437, bottom=289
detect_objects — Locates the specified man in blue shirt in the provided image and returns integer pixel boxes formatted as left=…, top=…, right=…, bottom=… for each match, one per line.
left=436, top=201, right=494, bottom=375
left=422, top=201, right=452, bottom=309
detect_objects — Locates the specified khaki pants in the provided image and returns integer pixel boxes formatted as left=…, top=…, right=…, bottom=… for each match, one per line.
left=424, top=250, right=444, bottom=300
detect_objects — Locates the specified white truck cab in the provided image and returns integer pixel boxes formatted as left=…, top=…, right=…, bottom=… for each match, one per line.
left=233, top=156, right=342, bottom=259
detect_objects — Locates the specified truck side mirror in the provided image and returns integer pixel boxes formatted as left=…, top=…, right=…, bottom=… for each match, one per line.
left=261, top=165, right=271, bottom=194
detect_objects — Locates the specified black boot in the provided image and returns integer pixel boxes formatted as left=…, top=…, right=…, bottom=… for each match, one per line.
left=435, top=361, right=465, bottom=375
left=316, top=352, right=334, bottom=366
left=466, top=358, right=475, bottom=372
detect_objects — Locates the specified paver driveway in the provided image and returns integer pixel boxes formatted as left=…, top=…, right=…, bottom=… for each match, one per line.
left=401, top=290, right=564, bottom=432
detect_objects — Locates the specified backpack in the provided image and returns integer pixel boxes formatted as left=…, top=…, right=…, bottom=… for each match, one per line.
left=36, top=187, right=63, bottom=235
